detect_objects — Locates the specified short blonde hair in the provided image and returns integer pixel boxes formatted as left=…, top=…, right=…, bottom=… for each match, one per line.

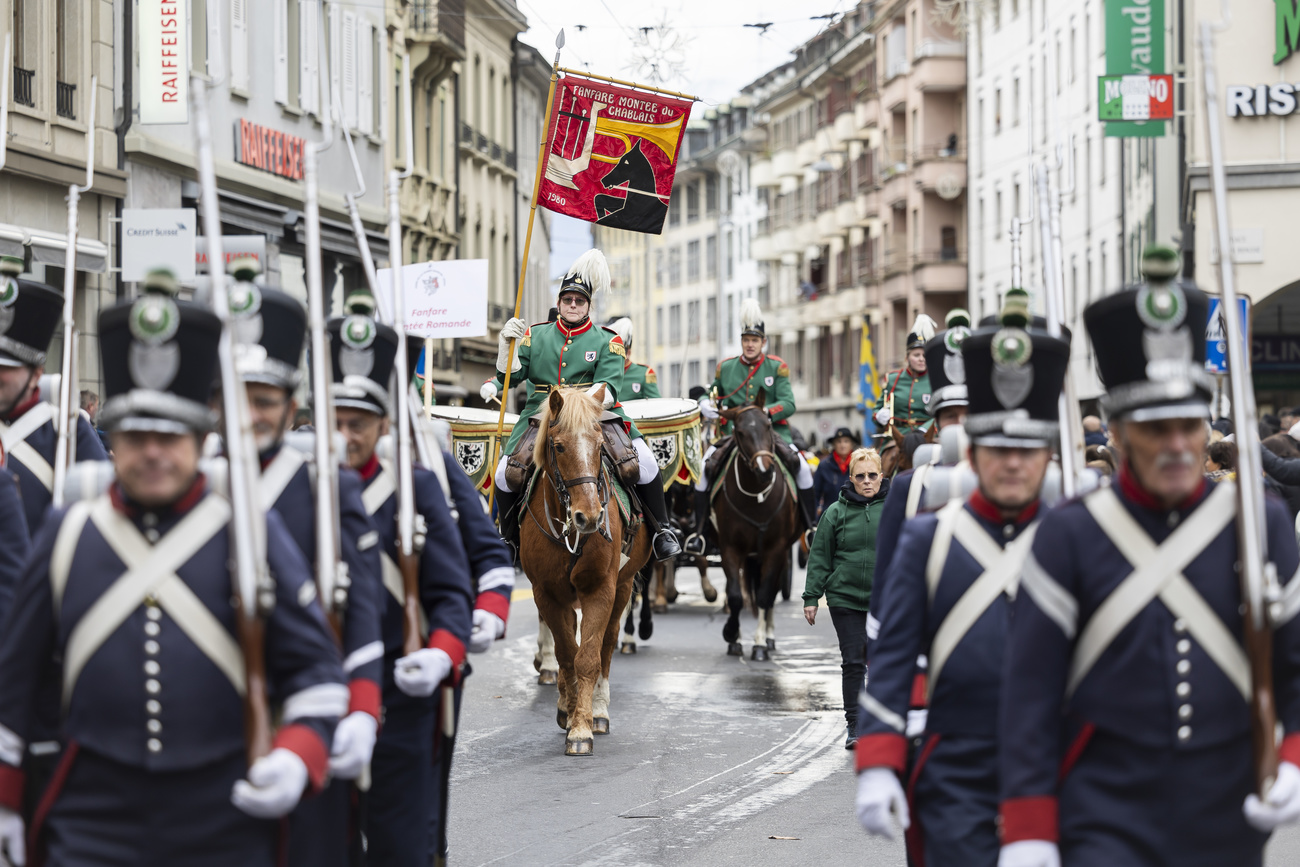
left=848, top=447, right=881, bottom=476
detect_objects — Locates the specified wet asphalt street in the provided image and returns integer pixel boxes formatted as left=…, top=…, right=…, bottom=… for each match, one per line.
left=447, top=561, right=1300, bottom=867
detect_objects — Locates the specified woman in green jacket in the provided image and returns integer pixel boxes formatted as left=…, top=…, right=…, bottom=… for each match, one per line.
left=802, top=447, right=889, bottom=749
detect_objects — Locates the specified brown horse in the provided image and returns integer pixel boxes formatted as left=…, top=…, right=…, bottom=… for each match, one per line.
left=521, top=387, right=652, bottom=756
left=710, top=405, right=802, bottom=660
left=880, top=424, right=933, bottom=478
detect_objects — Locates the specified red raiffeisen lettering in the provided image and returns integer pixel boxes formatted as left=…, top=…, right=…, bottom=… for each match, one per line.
left=236, top=120, right=306, bottom=181
left=159, top=0, right=180, bottom=103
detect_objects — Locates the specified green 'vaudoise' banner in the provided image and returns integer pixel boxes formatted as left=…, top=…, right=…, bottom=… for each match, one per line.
left=1105, top=0, right=1166, bottom=137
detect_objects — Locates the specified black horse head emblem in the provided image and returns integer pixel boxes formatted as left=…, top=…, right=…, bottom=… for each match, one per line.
left=594, top=140, right=669, bottom=234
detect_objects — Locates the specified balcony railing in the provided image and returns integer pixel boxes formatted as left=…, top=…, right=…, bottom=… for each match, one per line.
left=409, top=0, right=466, bottom=52
left=459, top=121, right=473, bottom=145
left=13, top=67, right=34, bottom=108
left=913, top=248, right=965, bottom=266
left=490, top=142, right=502, bottom=162
left=505, top=150, right=516, bottom=170
left=915, top=40, right=966, bottom=60
left=56, top=81, right=75, bottom=119
left=913, top=143, right=965, bottom=162
left=475, top=132, right=488, bottom=154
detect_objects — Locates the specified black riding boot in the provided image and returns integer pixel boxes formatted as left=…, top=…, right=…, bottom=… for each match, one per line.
left=495, top=487, right=521, bottom=565
left=683, top=486, right=711, bottom=555
left=797, top=486, right=819, bottom=544
left=636, top=479, right=683, bottom=561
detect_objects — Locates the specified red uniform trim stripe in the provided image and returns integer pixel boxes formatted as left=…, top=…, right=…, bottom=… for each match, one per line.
left=904, top=734, right=942, bottom=867
left=855, top=733, right=907, bottom=774
left=29, top=741, right=79, bottom=858
left=347, top=678, right=382, bottom=723
left=1058, top=722, right=1096, bottom=781
left=273, top=724, right=330, bottom=794
left=475, top=591, right=511, bottom=627
left=1280, top=733, right=1300, bottom=768
left=0, top=763, right=23, bottom=812
left=999, top=796, right=1059, bottom=844
left=910, top=673, right=928, bottom=709
left=427, top=628, right=466, bottom=686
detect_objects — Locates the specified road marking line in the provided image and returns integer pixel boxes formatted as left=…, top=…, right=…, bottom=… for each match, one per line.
left=511, top=587, right=534, bottom=602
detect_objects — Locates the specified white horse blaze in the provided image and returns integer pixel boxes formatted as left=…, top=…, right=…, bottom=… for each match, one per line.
left=753, top=606, right=776, bottom=648
left=592, top=675, right=610, bottom=720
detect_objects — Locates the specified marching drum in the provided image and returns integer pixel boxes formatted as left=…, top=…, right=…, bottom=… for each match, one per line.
left=620, top=398, right=703, bottom=490
left=429, top=406, right=519, bottom=490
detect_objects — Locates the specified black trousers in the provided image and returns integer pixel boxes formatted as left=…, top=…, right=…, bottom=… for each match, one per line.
left=828, top=606, right=868, bottom=727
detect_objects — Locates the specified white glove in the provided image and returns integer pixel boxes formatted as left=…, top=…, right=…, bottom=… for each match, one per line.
left=698, top=398, right=718, bottom=420
left=906, top=709, right=928, bottom=738
left=855, top=767, right=910, bottom=839
left=1290, top=420, right=1300, bottom=442
left=231, top=748, right=310, bottom=819
left=480, top=380, right=500, bottom=403
left=586, top=382, right=614, bottom=409
left=874, top=407, right=891, bottom=425
left=1244, top=761, right=1300, bottom=831
left=0, top=806, right=25, bottom=867
left=468, top=609, right=506, bottom=654
left=328, top=711, right=379, bottom=780
left=500, top=318, right=528, bottom=343
left=394, top=647, right=453, bottom=698
left=998, top=840, right=1062, bottom=867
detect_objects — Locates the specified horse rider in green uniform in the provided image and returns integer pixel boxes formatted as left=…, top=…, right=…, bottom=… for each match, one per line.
left=872, top=314, right=938, bottom=432
left=480, top=249, right=681, bottom=562
left=684, top=299, right=818, bottom=554
left=607, top=317, right=660, bottom=399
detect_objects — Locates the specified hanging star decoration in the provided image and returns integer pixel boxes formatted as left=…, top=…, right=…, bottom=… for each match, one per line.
left=930, top=0, right=984, bottom=37
left=625, top=14, right=691, bottom=85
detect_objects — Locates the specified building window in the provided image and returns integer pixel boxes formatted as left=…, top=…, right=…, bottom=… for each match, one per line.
left=705, top=175, right=718, bottom=216
left=687, top=300, right=701, bottom=343
left=669, top=363, right=683, bottom=397
left=688, top=360, right=701, bottom=390
left=706, top=235, right=717, bottom=280
left=192, top=0, right=209, bottom=76
left=706, top=297, right=717, bottom=339
left=655, top=250, right=666, bottom=288
left=668, top=247, right=681, bottom=286
left=686, top=240, right=700, bottom=282
left=941, top=227, right=958, bottom=261
left=56, top=0, right=77, bottom=117
left=669, top=186, right=681, bottom=227
left=995, top=191, right=1003, bottom=239
left=656, top=305, right=665, bottom=345
left=425, top=83, right=434, bottom=171
left=669, top=304, right=682, bottom=344
left=686, top=182, right=700, bottom=223
left=726, top=294, right=735, bottom=336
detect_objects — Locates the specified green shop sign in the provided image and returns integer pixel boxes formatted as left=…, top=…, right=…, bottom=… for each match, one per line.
left=1278, top=0, right=1300, bottom=65
left=1104, top=0, right=1165, bottom=138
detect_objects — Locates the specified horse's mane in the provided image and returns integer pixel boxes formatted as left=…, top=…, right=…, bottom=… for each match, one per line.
left=900, top=430, right=927, bottom=462
left=533, top=387, right=604, bottom=466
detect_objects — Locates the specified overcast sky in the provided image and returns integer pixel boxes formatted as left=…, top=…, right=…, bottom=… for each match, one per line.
left=512, top=0, right=849, bottom=281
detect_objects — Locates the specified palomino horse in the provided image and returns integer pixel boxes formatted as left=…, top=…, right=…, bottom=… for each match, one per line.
left=710, top=405, right=802, bottom=661
left=521, top=387, right=652, bottom=756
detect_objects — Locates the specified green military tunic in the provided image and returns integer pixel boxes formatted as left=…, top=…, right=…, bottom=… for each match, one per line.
left=709, top=354, right=796, bottom=444
left=493, top=316, right=639, bottom=454
left=622, top=361, right=660, bottom=399
left=876, top=367, right=932, bottom=430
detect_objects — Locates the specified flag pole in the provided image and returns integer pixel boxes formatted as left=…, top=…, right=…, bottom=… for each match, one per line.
left=488, top=30, right=564, bottom=513
left=554, top=67, right=697, bottom=102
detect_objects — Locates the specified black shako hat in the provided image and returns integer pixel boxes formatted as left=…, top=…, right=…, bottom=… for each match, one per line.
left=227, top=258, right=307, bottom=392
left=0, top=257, right=62, bottom=368
left=1084, top=245, right=1212, bottom=422
left=924, top=313, right=972, bottom=415
left=327, top=293, right=399, bottom=416
left=98, top=269, right=222, bottom=434
left=961, top=297, right=1070, bottom=448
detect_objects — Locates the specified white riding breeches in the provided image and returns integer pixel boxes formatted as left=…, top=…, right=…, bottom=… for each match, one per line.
left=695, top=444, right=812, bottom=491
left=494, top=436, right=659, bottom=493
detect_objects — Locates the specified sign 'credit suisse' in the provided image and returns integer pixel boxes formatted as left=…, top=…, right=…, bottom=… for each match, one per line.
left=234, top=120, right=305, bottom=181
left=138, top=0, right=188, bottom=124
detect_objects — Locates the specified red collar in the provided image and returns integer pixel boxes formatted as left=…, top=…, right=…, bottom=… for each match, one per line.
left=110, top=473, right=208, bottom=519
left=968, top=488, right=1040, bottom=526
left=1116, top=462, right=1206, bottom=512
left=556, top=318, right=594, bottom=338
left=5, top=386, right=41, bottom=422
left=832, top=452, right=853, bottom=473
left=358, top=453, right=381, bottom=482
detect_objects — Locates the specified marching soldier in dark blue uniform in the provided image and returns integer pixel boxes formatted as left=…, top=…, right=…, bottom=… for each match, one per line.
left=328, top=299, right=475, bottom=867
left=0, top=256, right=107, bottom=535
left=856, top=302, right=1069, bottom=867
left=222, top=267, right=386, bottom=867
left=0, top=281, right=347, bottom=866
left=0, top=455, right=29, bottom=623
left=997, top=250, right=1300, bottom=867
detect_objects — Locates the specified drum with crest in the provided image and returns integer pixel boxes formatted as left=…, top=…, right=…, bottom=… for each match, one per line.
left=619, top=398, right=703, bottom=490
left=428, top=405, right=518, bottom=491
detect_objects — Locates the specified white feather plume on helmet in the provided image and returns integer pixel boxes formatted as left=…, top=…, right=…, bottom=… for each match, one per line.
left=906, top=313, right=938, bottom=349
left=740, top=298, right=766, bottom=337
left=558, top=249, right=611, bottom=301
left=608, top=316, right=633, bottom=352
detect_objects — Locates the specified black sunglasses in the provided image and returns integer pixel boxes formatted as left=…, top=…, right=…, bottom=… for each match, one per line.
left=852, top=472, right=880, bottom=482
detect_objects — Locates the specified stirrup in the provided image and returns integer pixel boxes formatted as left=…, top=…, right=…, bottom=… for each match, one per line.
left=801, top=528, right=815, bottom=548
left=683, top=533, right=706, bottom=555
left=652, top=527, right=682, bottom=561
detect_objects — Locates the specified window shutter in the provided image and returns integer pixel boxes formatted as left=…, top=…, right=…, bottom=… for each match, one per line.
left=357, top=21, right=373, bottom=135
left=230, top=0, right=249, bottom=90
left=273, top=0, right=289, bottom=104
left=299, top=0, right=319, bottom=115
left=328, top=3, right=341, bottom=121
left=342, top=11, right=357, bottom=129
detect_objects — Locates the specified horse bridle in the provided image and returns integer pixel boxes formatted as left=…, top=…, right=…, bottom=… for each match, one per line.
left=533, top=420, right=611, bottom=553
left=729, top=405, right=780, bottom=475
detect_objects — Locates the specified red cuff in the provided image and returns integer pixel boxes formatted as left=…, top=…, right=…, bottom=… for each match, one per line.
left=1281, top=733, right=1300, bottom=768
left=348, top=678, right=381, bottom=723
left=999, top=796, right=1059, bottom=844
left=427, top=628, right=466, bottom=686
left=854, top=733, right=907, bottom=774
left=475, top=591, right=511, bottom=626
left=910, top=673, right=929, bottom=709
left=273, top=724, right=330, bottom=795
left=0, top=764, right=23, bottom=812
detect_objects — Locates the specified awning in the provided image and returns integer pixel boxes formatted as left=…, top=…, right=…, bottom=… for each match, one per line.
left=1, top=224, right=109, bottom=273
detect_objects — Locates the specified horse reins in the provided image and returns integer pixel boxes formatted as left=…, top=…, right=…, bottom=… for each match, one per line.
left=524, top=419, right=614, bottom=580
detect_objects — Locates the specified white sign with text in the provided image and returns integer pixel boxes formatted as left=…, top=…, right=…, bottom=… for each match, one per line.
left=377, top=259, right=489, bottom=339
left=139, top=0, right=189, bottom=124
left=121, top=208, right=197, bottom=281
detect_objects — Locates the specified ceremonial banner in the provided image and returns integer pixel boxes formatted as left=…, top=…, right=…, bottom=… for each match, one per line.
left=538, top=75, right=693, bottom=234
left=858, top=324, right=881, bottom=439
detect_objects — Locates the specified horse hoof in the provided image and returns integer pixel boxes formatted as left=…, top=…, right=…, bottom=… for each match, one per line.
left=565, top=738, right=594, bottom=757
left=538, top=669, right=558, bottom=686
left=639, top=622, right=653, bottom=641
left=652, top=603, right=668, bottom=614
left=620, top=642, right=637, bottom=655
left=665, top=589, right=679, bottom=603
left=557, top=710, right=569, bottom=730
left=751, top=646, right=770, bottom=662
left=593, top=718, right=610, bottom=735
left=727, top=641, right=744, bottom=657
left=704, top=588, right=718, bottom=603
left=766, top=638, right=776, bottom=651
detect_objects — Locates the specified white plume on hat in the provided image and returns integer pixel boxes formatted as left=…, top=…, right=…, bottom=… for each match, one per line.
left=909, top=313, right=938, bottom=342
left=563, top=249, right=611, bottom=295
left=740, top=298, right=764, bottom=329
left=608, top=316, right=633, bottom=345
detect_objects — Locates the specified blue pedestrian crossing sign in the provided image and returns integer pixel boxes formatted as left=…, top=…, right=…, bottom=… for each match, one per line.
left=1205, top=297, right=1250, bottom=373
